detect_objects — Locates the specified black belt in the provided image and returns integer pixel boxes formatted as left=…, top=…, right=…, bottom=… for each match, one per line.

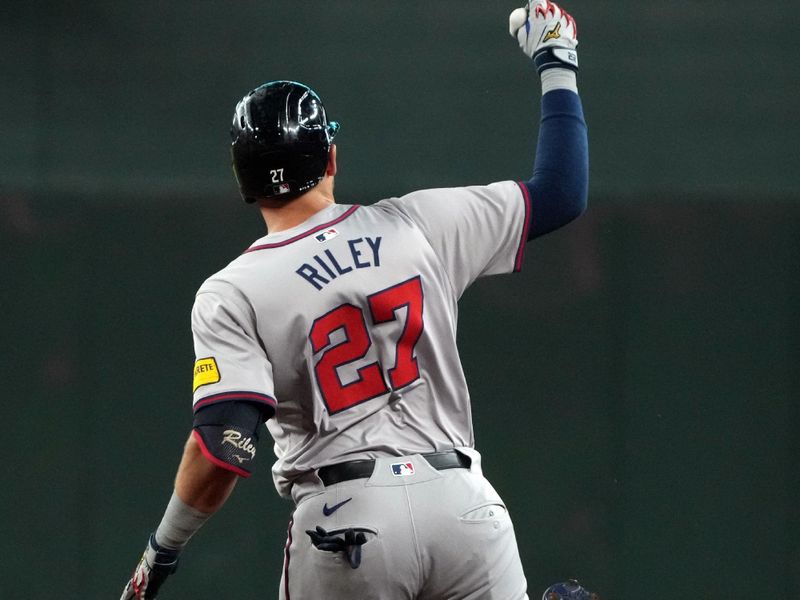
left=318, top=451, right=471, bottom=486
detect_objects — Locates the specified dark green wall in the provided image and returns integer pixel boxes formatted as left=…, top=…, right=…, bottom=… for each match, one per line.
left=2, top=1, right=798, bottom=199
left=2, top=1, right=798, bottom=599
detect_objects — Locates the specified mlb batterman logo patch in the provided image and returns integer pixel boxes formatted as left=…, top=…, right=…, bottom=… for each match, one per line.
left=193, top=357, right=220, bottom=392
left=391, top=462, right=415, bottom=476
left=315, top=228, right=339, bottom=242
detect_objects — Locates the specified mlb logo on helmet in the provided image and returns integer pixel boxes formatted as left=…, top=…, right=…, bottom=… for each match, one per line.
left=315, top=228, right=339, bottom=242
left=391, top=462, right=415, bottom=477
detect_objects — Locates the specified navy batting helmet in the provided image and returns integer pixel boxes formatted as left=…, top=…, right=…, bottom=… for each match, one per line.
left=230, top=81, right=339, bottom=203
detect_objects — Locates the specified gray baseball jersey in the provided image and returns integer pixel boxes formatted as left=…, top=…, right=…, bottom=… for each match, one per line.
left=190, top=180, right=530, bottom=496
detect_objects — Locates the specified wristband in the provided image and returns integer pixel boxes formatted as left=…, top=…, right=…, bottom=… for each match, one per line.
left=154, top=491, right=211, bottom=550
left=534, top=47, right=579, bottom=74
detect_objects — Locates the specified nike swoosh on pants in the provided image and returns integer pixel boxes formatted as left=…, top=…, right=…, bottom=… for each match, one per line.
left=322, top=497, right=353, bottom=516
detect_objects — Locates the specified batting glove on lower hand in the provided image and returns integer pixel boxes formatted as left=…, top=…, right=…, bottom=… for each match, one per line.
left=509, top=0, right=579, bottom=73
left=120, top=534, right=180, bottom=600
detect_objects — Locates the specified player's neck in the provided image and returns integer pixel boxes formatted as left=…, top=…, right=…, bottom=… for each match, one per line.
left=258, top=187, right=336, bottom=234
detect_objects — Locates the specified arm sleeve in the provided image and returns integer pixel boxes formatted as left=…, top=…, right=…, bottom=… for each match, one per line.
left=524, top=89, right=589, bottom=239
left=191, top=283, right=277, bottom=416
left=377, top=180, right=530, bottom=298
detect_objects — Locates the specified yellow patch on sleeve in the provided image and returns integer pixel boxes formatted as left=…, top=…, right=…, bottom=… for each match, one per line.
left=193, top=357, right=221, bottom=392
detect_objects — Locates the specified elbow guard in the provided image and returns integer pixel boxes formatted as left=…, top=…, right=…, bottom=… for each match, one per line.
left=191, top=401, right=271, bottom=477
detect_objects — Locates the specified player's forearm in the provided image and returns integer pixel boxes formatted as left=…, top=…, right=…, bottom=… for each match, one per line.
left=509, top=3, right=589, bottom=240
left=525, top=83, right=588, bottom=239
left=152, top=434, right=238, bottom=550
left=148, top=401, right=266, bottom=551
left=174, top=432, right=239, bottom=514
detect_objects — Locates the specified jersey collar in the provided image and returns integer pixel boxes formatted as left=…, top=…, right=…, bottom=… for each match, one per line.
left=244, top=205, right=360, bottom=252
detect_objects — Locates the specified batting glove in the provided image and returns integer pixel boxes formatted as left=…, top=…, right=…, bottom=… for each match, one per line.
left=306, top=526, right=369, bottom=569
left=120, top=534, right=180, bottom=600
left=509, top=0, right=579, bottom=73
left=542, top=579, right=600, bottom=600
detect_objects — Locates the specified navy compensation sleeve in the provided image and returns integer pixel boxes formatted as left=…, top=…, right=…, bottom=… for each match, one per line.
left=523, top=89, right=588, bottom=239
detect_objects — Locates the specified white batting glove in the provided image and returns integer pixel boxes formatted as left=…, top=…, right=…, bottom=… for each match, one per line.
left=120, top=534, right=180, bottom=600
left=509, top=0, right=579, bottom=73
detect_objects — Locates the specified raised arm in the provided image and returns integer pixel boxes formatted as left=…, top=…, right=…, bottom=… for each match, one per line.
left=510, top=0, right=589, bottom=239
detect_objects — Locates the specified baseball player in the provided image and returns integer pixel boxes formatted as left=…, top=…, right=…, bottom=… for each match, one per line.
left=120, top=1, right=588, bottom=598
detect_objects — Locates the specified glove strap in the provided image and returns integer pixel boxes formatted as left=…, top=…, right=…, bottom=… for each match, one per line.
left=147, top=533, right=181, bottom=572
left=534, top=47, right=579, bottom=74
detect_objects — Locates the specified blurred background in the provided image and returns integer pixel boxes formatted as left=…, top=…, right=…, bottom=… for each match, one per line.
left=2, top=1, right=797, bottom=598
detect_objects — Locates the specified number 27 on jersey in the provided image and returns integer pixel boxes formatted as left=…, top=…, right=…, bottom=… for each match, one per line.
left=309, top=276, right=424, bottom=414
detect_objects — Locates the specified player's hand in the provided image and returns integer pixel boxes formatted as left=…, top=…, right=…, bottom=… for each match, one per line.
left=509, top=0, right=579, bottom=73
left=120, top=534, right=180, bottom=600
